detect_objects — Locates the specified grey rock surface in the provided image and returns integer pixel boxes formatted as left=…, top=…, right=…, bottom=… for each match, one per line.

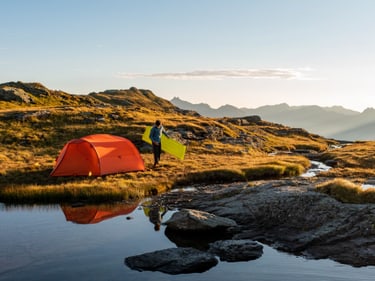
left=158, top=178, right=375, bottom=267
left=208, top=239, right=263, bottom=262
left=125, top=247, right=218, bottom=274
left=164, top=208, right=237, bottom=232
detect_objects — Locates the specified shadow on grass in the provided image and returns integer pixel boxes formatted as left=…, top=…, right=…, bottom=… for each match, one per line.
left=172, top=164, right=305, bottom=187
left=0, top=168, right=90, bottom=187
left=0, top=168, right=130, bottom=204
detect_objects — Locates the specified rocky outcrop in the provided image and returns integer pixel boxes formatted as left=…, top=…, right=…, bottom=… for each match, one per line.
left=223, top=116, right=262, bottom=126
left=157, top=178, right=375, bottom=267
left=0, top=81, right=53, bottom=103
left=0, top=86, right=35, bottom=103
left=0, top=81, right=97, bottom=107
left=125, top=247, right=218, bottom=274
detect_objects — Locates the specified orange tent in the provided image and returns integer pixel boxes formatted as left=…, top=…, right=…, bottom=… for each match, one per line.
left=50, top=134, right=144, bottom=176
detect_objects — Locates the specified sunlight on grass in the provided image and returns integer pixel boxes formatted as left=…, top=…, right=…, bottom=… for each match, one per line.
left=316, top=178, right=375, bottom=204
left=319, top=142, right=375, bottom=178
left=0, top=102, right=372, bottom=204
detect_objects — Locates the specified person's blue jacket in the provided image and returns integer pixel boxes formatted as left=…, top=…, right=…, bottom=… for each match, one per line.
left=149, top=125, right=167, bottom=144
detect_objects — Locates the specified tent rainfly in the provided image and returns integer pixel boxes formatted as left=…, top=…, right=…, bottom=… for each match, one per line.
left=50, top=134, right=145, bottom=176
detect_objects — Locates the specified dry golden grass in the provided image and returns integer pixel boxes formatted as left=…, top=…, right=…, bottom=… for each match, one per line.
left=0, top=102, right=370, bottom=204
left=319, top=141, right=375, bottom=178
left=0, top=141, right=311, bottom=204
left=0, top=150, right=310, bottom=204
left=316, top=178, right=375, bottom=204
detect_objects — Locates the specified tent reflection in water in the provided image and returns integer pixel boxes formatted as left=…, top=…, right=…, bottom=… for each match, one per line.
left=50, top=134, right=145, bottom=176
left=61, top=202, right=139, bottom=224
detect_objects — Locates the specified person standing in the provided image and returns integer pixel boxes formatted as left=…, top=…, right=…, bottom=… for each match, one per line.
left=149, top=120, right=168, bottom=167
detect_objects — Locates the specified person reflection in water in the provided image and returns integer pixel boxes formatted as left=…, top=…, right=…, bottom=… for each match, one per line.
left=148, top=204, right=167, bottom=231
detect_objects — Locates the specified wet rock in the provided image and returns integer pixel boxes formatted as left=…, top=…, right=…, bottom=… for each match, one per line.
left=364, top=178, right=375, bottom=186
left=125, top=247, right=218, bottom=274
left=208, top=240, right=263, bottom=262
left=165, top=226, right=233, bottom=251
left=164, top=208, right=237, bottom=232
left=160, top=179, right=375, bottom=267
left=324, top=159, right=338, bottom=167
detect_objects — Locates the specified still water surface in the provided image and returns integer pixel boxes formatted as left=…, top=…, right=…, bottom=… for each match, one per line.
left=1, top=201, right=375, bottom=281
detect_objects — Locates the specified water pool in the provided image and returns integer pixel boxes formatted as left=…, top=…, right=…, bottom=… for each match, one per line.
left=1, top=202, right=374, bottom=281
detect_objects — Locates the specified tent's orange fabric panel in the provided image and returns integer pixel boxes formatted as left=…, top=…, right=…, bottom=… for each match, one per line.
left=50, top=140, right=100, bottom=176
left=81, top=135, right=145, bottom=175
left=50, top=134, right=144, bottom=176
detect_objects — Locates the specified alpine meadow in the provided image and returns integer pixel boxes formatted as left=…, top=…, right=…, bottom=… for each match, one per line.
left=0, top=82, right=374, bottom=204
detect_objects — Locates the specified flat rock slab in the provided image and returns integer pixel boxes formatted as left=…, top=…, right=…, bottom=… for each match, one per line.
left=157, top=179, right=375, bottom=267
left=125, top=247, right=218, bottom=274
left=164, top=208, right=237, bottom=232
left=209, top=239, right=263, bottom=262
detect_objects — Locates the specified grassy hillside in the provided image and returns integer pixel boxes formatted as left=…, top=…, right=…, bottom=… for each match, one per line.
left=0, top=81, right=373, bottom=204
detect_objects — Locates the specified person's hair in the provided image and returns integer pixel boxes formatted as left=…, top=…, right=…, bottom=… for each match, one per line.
left=155, top=120, right=161, bottom=126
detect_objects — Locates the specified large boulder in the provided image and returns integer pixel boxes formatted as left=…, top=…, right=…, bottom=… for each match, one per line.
left=163, top=209, right=239, bottom=250
left=125, top=247, right=218, bottom=274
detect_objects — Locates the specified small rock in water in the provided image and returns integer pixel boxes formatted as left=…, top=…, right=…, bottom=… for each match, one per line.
left=208, top=239, right=263, bottom=262
left=125, top=247, right=218, bottom=274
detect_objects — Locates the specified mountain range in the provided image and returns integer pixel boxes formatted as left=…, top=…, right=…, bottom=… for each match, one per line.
left=171, top=97, right=375, bottom=141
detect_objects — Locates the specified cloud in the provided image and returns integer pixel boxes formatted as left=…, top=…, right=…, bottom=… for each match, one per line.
left=117, top=68, right=311, bottom=80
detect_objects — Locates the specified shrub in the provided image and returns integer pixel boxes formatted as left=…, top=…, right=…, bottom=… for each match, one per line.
left=315, top=178, right=375, bottom=203
left=283, top=163, right=305, bottom=177
left=243, top=165, right=285, bottom=180
left=243, top=162, right=305, bottom=180
left=174, top=169, right=245, bottom=186
left=361, top=189, right=375, bottom=203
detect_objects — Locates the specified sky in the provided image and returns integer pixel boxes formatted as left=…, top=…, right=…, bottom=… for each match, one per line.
left=1, top=0, right=375, bottom=112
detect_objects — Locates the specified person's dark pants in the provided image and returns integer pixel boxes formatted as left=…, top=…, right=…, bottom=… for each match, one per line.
left=152, top=143, right=161, bottom=165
